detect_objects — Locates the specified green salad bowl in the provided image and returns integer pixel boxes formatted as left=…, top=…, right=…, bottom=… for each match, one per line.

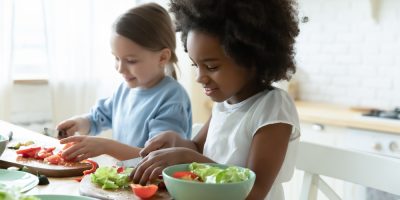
left=162, top=163, right=256, bottom=200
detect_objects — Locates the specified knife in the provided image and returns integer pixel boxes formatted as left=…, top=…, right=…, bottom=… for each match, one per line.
left=116, top=157, right=142, bottom=168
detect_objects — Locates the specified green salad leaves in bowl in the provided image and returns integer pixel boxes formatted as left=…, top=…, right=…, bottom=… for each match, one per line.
left=162, top=163, right=256, bottom=200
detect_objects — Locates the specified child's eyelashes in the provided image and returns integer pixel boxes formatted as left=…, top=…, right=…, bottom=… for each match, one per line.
left=114, top=57, right=138, bottom=64
left=207, top=65, right=218, bottom=71
left=191, top=63, right=219, bottom=71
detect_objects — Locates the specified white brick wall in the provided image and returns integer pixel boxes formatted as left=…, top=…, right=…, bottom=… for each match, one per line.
left=296, top=0, right=400, bottom=109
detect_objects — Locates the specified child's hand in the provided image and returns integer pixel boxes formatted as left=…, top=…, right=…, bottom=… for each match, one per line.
left=140, top=131, right=182, bottom=157
left=59, top=136, right=106, bottom=161
left=56, top=116, right=91, bottom=139
left=132, top=147, right=199, bottom=185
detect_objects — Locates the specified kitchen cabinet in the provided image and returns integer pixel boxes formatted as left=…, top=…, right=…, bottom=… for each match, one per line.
left=299, top=122, right=348, bottom=147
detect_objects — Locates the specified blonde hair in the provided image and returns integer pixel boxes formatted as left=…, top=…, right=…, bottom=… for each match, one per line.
left=113, top=3, right=178, bottom=79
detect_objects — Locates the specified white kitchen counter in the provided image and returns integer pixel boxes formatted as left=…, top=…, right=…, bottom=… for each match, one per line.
left=295, top=101, right=400, bottom=135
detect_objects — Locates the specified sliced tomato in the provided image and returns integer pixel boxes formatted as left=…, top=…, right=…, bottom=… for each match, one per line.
left=43, top=147, right=56, bottom=152
left=16, top=146, right=41, bottom=155
left=37, top=150, right=54, bottom=159
left=44, top=154, right=64, bottom=165
left=36, top=147, right=56, bottom=159
left=172, top=171, right=199, bottom=181
left=130, top=184, right=158, bottom=199
left=16, top=146, right=41, bottom=159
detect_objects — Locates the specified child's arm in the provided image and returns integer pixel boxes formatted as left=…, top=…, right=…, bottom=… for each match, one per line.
left=132, top=117, right=212, bottom=184
left=245, top=123, right=292, bottom=200
left=60, top=136, right=141, bottom=161
left=140, top=116, right=211, bottom=157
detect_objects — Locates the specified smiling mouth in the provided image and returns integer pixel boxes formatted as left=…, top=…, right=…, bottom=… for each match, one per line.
left=204, top=88, right=218, bottom=95
left=124, top=77, right=136, bottom=82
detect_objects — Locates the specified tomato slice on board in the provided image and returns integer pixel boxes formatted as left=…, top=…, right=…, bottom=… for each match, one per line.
left=44, top=154, right=64, bottom=165
left=36, top=147, right=56, bottom=159
left=16, top=146, right=41, bottom=158
left=37, top=150, right=54, bottom=160
left=172, top=171, right=199, bottom=181
left=16, top=146, right=41, bottom=155
left=130, top=184, right=158, bottom=199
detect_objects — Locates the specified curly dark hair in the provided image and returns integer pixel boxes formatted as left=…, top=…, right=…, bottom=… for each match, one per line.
left=169, top=0, right=299, bottom=86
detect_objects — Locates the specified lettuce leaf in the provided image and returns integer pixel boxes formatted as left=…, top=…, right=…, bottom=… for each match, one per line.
left=90, top=166, right=134, bottom=190
left=189, top=163, right=250, bottom=184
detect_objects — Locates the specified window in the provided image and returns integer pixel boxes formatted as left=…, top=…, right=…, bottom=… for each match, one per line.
left=12, top=0, right=48, bottom=80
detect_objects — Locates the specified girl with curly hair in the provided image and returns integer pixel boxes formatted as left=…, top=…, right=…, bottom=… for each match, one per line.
left=132, top=0, right=300, bottom=199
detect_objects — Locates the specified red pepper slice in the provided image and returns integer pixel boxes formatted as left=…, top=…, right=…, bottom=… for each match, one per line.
left=82, top=160, right=98, bottom=175
left=73, top=160, right=98, bottom=182
left=130, top=184, right=158, bottom=199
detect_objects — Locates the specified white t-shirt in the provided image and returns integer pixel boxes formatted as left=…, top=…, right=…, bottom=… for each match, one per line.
left=203, top=87, right=301, bottom=200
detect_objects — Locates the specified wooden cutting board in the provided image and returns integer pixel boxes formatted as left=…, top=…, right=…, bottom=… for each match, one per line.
left=79, top=175, right=171, bottom=200
left=0, top=121, right=93, bottom=177
left=0, top=147, right=92, bottom=177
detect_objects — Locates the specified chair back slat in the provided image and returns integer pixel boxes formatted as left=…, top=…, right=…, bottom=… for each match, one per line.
left=296, top=141, right=400, bottom=199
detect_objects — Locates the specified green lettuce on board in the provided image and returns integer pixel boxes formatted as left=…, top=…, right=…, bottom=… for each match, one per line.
left=90, top=166, right=134, bottom=190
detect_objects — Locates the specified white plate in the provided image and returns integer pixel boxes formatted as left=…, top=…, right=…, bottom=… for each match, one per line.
left=0, top=169, right=39, bottom=192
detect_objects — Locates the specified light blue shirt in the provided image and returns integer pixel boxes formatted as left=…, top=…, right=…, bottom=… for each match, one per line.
left=87, top=76, right=192, bottom=147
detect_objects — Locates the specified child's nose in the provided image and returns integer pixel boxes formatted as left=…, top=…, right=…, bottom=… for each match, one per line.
left=115, top=61, right=124, bottom=73
left=195, top=69, right=208, bottom=85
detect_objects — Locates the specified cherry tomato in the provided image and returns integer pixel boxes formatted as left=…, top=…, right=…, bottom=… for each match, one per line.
left=130, top=184, right=158, bottom=199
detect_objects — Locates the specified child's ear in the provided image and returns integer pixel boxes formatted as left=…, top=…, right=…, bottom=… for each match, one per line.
left=159, top=48, right=171, bottom=67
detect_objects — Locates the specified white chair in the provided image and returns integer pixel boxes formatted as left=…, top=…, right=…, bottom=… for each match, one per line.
left=296, top=141, right=400, bottom=200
